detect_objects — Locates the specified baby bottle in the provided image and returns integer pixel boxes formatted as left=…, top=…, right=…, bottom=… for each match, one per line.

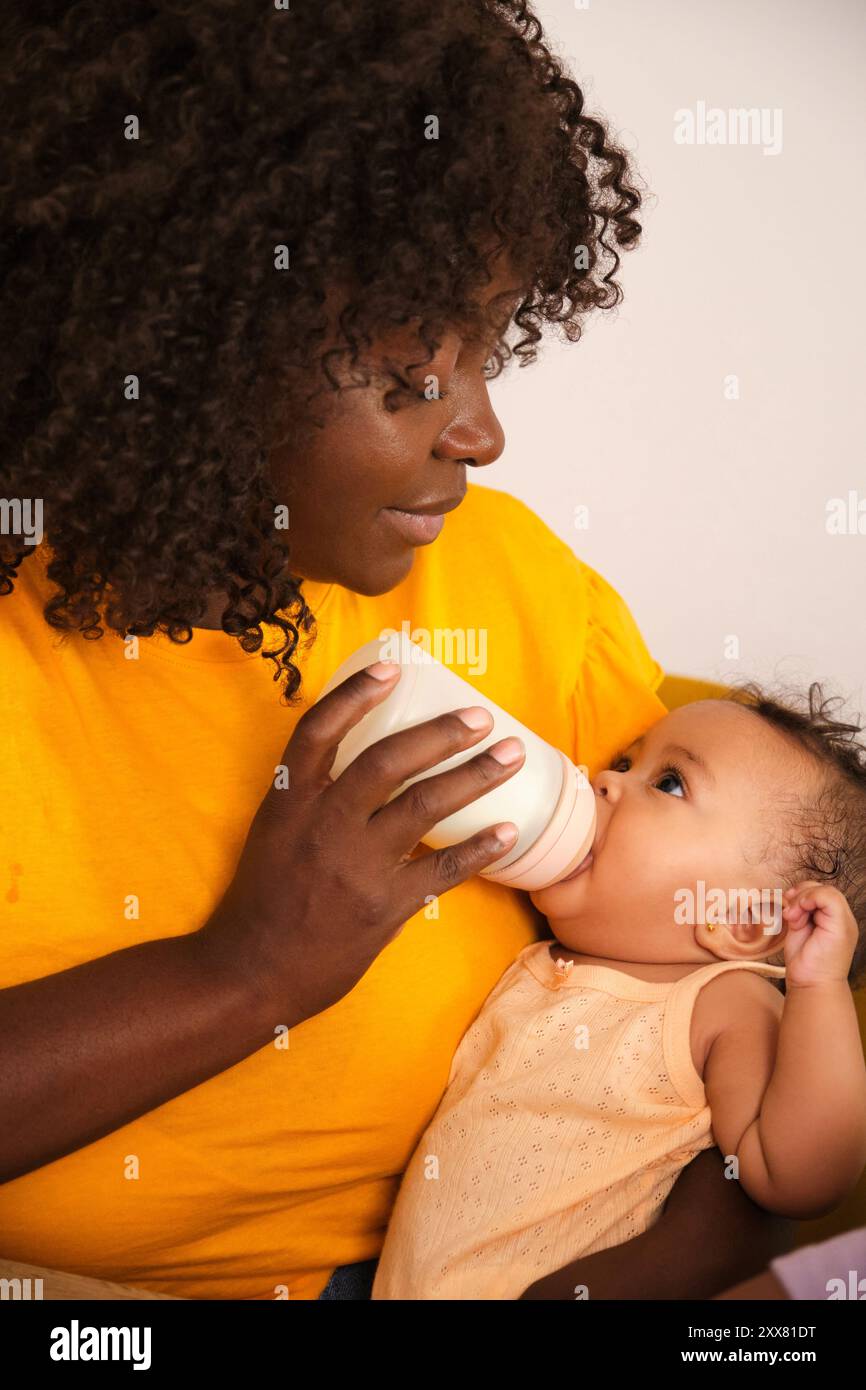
left=315, top=632, right=596, bottom=891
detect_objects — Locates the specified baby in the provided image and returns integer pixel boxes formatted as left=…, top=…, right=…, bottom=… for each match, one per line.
left=372, top=684, right=866, bottom=1300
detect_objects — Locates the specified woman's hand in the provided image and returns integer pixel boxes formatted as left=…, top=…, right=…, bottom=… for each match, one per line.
left=0, top=658, right=528, bottom=1184
left=518, top=1148, right=795, bottom=1299
left=200, top=660, right=527, bottom=1023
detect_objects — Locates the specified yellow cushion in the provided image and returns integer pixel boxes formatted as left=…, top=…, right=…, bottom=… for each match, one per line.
left=657, top=674, right=729, bottom=707
left=659, top=675, right=866, bottom=1244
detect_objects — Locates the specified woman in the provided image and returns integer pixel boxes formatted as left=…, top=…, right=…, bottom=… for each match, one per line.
left=0, top=1, right=791, bottom=1298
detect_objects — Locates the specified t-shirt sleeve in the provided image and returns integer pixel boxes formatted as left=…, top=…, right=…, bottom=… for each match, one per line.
left=571, top=561, right=667, bottom=778
left=769, top=1224, right=866, bottom=1300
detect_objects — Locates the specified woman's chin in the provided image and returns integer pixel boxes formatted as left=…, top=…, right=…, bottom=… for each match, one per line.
left=335, top=546, right=415, bottom=597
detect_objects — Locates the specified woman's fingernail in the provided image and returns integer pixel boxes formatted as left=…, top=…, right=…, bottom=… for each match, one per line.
left=489, top=737, right=524, bottom=765
left=493, top=822, right=519, bottom=846
left=457, top=706, right=493, bottom=730
left=365, top=661, right=400, bottom=680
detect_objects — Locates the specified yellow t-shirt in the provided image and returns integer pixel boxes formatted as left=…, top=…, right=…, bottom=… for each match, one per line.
left=0, top=482, right=665, bottom=1299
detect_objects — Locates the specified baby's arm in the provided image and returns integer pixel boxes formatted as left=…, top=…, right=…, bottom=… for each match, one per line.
left=704, top=882, right=866, bottom=1219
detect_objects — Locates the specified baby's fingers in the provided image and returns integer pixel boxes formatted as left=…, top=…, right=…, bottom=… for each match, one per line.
left=783, top=880, right=833, bottom=916
left=782, top=881, right=817, bottom=921
left=782, top=882, right=856, bottom=943
left=782, top=892, right=812, bottom=919
left=780, top=900, right=810, bottom=928
left=783, top=879, right=823, bottom=902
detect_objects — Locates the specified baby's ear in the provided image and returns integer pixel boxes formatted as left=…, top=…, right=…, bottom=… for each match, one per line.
left=760, top=893, right=786, bottom=942
left=695, top=887, right=787, bottom=960
left=694, top=919, right=729, bottom=959
left=735, top=890, right=787, bottom=959
left=730, top=897, right=783, bottom=945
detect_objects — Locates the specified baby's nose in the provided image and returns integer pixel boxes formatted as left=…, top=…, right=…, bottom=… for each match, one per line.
left=593, top=769, right=622, bottom=801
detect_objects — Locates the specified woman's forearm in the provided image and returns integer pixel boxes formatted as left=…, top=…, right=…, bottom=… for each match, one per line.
left=0, top=923, right=292, bottom=1185
left=519, top=1148, right=795, bottom=1299
left=744, top=982, right=866, bottom=1216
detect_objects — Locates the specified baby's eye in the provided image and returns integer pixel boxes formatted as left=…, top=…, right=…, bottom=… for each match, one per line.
left=610, top=755, right=631, bottom=773
left=654, top=767, right=685, bottom=798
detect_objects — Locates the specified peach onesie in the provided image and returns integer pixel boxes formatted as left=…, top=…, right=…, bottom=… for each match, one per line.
left=372, top=942, right=786, bottom=1300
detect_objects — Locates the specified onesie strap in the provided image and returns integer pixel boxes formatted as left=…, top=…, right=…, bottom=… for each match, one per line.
left=662, top=960, right=786, bottom=1109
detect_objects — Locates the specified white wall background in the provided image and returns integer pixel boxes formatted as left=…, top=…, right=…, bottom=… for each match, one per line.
left=482, top=0, right=865, bottom=713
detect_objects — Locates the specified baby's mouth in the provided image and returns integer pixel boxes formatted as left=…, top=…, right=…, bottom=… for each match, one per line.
left=558, top=848, right=594, bottom=884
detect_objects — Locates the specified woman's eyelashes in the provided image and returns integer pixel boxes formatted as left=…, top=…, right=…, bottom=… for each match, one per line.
left=609, top=755, right=688, bottom=798
left=384, top=381, right=451, bottom=412
left=390, top=372, right=451, bottom=405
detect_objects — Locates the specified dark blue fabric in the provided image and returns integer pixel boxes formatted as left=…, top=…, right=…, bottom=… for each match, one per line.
left=317, top=1258, right=379, bottom=1300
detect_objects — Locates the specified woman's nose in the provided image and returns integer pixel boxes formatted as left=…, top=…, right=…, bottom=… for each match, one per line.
left=435, top=383, right=505, bottom=471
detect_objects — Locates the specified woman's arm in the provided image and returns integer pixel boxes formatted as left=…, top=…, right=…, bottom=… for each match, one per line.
left=716, top=1222, right=866, bottom=1301
left=0, top=928, right=287, bottom=1186
left=519, top=1148, right=796, bottom=1299
left=714, top=1269, right=789, bottom=1299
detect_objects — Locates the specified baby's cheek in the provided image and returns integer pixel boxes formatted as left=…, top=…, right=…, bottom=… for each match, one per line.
left=528, top=873, right=592, bottom=929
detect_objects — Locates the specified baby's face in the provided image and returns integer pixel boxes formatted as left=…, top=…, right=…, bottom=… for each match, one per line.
left=530, top=701, right=816, bottom=965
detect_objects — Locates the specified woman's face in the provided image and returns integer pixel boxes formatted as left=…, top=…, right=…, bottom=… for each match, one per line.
left=267, top=277, right=519, bottom=595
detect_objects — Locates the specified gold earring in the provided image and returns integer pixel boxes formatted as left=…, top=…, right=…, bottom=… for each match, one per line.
left=706, top=924, right=716, bottom=933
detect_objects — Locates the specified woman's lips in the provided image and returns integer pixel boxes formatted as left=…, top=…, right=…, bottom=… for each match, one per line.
left=382, top=508, right=447, bottom=545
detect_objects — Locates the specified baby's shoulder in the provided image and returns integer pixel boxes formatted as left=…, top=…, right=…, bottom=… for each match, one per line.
left=690, top=967, right=783, bottom=1078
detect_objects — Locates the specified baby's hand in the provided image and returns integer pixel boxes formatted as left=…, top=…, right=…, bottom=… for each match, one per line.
left=781, top=880, right=858, bottom=987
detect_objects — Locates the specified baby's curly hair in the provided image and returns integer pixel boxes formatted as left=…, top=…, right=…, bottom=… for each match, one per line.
left=1, top=0, right=645, bottom=700
left=727, top=682, right=866, bottom=990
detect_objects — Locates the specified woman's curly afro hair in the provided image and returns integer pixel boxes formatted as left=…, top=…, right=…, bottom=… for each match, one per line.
left=1, top=0, right=645, bottom=701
